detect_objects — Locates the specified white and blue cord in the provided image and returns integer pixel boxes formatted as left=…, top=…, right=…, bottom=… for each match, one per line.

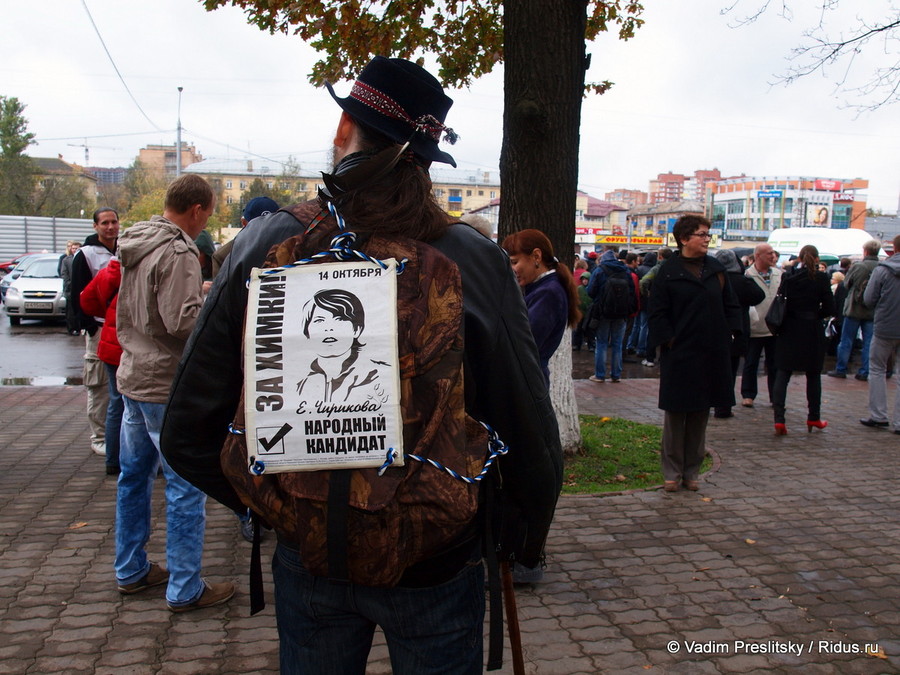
left=376, top=422, right=508, bottom=483
left=245, top=201, right=407, bottom=288
left=233, top=422, right=508, bottom=482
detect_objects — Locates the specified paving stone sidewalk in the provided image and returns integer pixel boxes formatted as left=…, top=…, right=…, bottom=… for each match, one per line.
left=0, top=378, right=898, bottom=674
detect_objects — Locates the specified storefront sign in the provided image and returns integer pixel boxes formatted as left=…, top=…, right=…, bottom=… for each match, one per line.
left=596, top=235, right=664, bottom=246
left=814, top=179, right=842, bottom=191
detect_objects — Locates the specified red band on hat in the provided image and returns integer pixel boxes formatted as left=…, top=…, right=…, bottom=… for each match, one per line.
left=349, top=81, right=453, bottom=144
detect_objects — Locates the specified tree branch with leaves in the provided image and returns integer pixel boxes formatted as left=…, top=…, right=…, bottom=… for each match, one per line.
left=198, top=0, right=645, bottom=454
left=0, top=96, right=38, bottom=215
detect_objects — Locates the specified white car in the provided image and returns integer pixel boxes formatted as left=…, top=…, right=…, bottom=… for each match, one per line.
left=4, top=254, right=66, bottom=326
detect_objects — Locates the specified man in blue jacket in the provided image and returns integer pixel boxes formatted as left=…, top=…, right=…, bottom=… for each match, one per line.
left=587, top=247, right=635, bottom=383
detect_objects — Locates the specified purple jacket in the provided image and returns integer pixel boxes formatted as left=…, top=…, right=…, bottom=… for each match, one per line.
left=524, top=271, right=568, bottom=384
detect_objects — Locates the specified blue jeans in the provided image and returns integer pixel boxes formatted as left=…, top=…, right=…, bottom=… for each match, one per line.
left=835, top=316, right=874, bottom=376
left=273, top=543, right=484, bottom=675
left=594, top=318, right=626, bottom=379
left=115, top=396, right=207, bottom=606
left=104, top=362, right=123, bottom=470
left=626, top=310, right=647, bottom=353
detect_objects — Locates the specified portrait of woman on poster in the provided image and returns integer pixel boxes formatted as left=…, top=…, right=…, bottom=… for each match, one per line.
left=812, top=206, right=829, bottom=226
left=295, top=288, right=390, bottom=405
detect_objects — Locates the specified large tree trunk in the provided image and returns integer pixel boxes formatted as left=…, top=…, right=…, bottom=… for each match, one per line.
left=548, top=331, right=581, bottom=454
left=501, top=0, right=587, bottom=455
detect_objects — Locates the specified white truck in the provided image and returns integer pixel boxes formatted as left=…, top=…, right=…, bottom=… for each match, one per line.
left=766, top=227, right=881, bottom=266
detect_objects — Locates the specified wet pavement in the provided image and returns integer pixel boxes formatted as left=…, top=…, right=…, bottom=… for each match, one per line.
left=0, top=310, right=83, bottom=385
left=1, top=364, right=898, bottom=673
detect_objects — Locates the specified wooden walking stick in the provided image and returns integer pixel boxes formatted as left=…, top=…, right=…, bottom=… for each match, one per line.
left=500, top=561, right=526, bottom=675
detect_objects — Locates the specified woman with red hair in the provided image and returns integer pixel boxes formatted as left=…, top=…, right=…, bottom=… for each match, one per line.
left=502, top=229, right=581, bottom=384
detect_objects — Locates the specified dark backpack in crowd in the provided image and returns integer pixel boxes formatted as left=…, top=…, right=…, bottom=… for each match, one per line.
left=221, top=207, right=490, bottom=588
left=599, top=266, right=638, bottom=320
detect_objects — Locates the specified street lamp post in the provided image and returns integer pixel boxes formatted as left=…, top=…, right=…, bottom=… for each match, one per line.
left=176, top=86, right=183, bottom=177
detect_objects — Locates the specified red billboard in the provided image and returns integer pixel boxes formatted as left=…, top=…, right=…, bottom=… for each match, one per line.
left=814, top=179, right=842, bottom=192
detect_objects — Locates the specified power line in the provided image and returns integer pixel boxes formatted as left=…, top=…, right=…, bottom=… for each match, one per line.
left=37, top=130, right=176, bottom=142
left=80, top=0, right=162, bottom=132
left=182, top=127, right=330, bottom=167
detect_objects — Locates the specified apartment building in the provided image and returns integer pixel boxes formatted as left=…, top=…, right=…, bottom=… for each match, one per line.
left=183, top=157, right=319, bottom=209
left=31, top=156, right=98, bottom=205
left=138, top=143, right=203, bottom=178
left=649, top=169, right=722, bottom=204
left=628, top=200, right=706, bottom=245
left=428, top=167, right=500, bottom=217
left=604, top=188, right=648, bottom=210
left=183, top=157, right=502, bottom=226
left=86, top=167, right=127, bottom=184
left=707, top=176, right=869, bottom=241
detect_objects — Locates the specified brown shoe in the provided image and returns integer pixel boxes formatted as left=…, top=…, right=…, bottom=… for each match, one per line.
left=741, top=398, right=754, bottom=407
left=168, top=580, right=235, bottom=613
left=663, top=481, right=679, bottom=492
left=118, top=563, right=169, bottom=595
left=683, top=479, right=700, bottom=491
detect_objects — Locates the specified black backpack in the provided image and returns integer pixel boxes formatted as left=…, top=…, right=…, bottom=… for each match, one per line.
left=599, top=266, right=637, bottom=320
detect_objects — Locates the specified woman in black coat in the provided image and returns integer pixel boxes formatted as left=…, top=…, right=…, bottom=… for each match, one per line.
left=713, top=249, right=765, bottom=418
left=772, top=245, right=835, bottom=434
left=828, top=272, right=848, bottom=356
left=648, top=216, right=742, bottom=492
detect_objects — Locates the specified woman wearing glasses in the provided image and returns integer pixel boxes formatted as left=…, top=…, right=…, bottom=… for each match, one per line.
left=648, top=215, right=741, bottom=492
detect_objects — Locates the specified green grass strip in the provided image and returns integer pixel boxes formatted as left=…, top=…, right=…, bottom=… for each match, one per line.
left=564, top=414, right=710, bottom=494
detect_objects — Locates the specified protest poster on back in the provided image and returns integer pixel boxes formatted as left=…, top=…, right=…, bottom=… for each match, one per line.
left=243, top=260, right=404, bottom=473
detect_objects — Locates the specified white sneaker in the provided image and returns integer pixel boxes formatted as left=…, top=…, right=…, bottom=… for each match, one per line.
left=641, top=359, right=656, bottom=367
left=588, top=375, right=605, bottom=383
left=91, top=440, right=106, bottom=456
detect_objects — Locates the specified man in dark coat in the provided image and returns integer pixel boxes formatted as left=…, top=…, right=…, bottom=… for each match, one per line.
left=648, top=215, right=741, bottom=492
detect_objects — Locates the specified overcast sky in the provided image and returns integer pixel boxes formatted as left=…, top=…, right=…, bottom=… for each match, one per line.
left=3, top=0, right=898, bottom=213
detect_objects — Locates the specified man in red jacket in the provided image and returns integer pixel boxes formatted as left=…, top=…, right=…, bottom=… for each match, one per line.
left=80, top=259, right=123, bottom=476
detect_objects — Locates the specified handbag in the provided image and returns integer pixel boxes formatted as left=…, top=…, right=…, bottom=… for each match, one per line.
left=764, top=277, right=787, bottom=336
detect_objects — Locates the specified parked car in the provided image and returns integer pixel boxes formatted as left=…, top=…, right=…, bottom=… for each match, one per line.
left=3, top=254, right=66, bottom=325
left=0, top=253, right=48, bottom=301
left=0, top=252, right=48, bottom=276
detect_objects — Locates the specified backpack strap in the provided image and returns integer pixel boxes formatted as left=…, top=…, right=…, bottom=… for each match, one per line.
left=326, top=471, right=352, bottom=583
left=249, top=517, right=265, bottom=615
left=482, top=478, right=504, bottom=671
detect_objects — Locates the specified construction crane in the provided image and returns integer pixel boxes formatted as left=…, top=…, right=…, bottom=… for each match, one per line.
left=66, top=140, right=119, bottom=166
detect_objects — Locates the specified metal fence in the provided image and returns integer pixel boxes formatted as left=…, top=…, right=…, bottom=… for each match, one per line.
left=0, top=215, right=95, bottom=261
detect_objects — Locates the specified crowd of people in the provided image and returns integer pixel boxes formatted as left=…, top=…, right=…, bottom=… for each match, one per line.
left=572, top=223, right=900, bottom=489
left=53, top=53, right=900, bottom=674
left=65, top=187, right=290, bottom=607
